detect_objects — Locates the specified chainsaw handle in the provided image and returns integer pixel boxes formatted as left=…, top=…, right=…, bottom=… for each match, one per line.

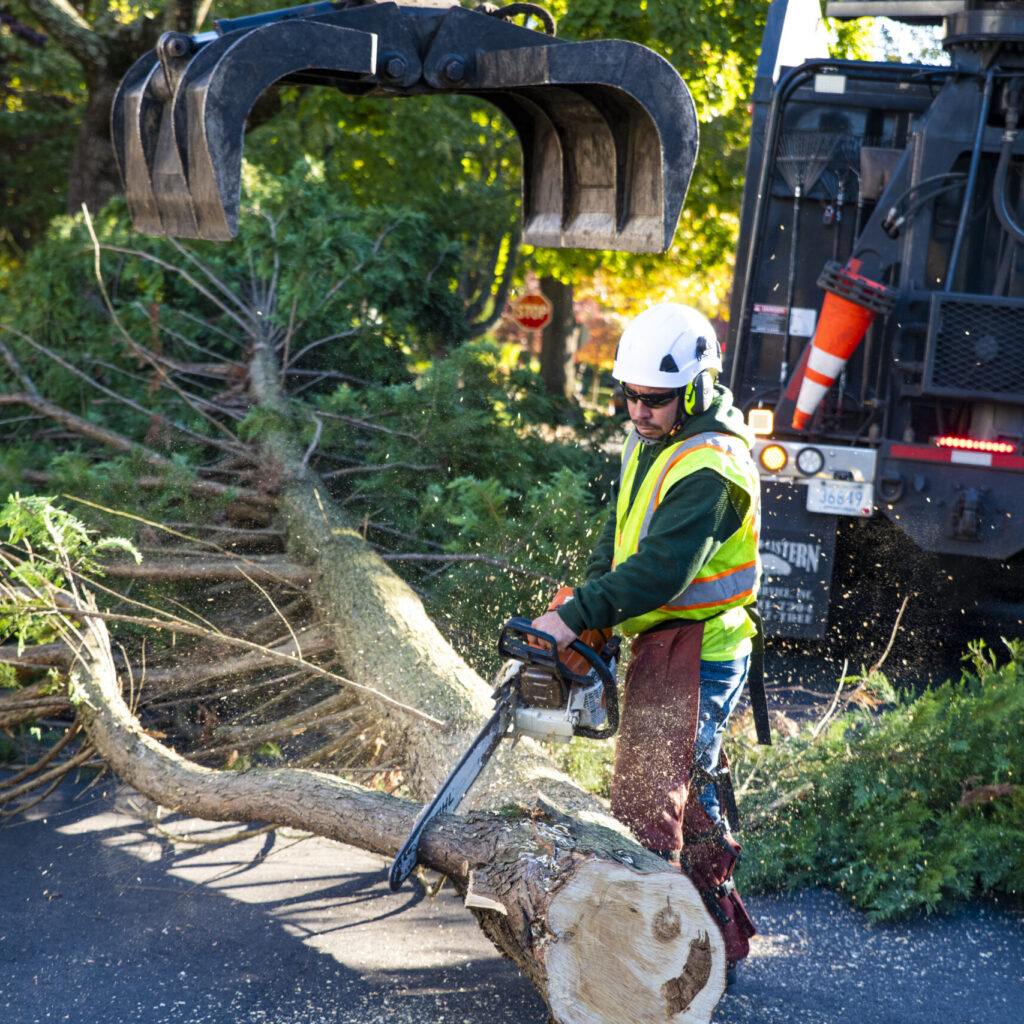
left=499, top=618, right=612, bottom=686
left=566, top=637, right=615, bottom=688
left=498, top=618, right=560, bottom=668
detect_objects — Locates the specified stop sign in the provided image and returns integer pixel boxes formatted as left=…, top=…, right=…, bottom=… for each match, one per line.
left=510, top=293, right=553, bottom=331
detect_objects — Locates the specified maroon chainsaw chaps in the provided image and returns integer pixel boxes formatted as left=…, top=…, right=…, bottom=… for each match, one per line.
left=610, top=623, right=704, bottom=851
left=609, top=620, right=756, bottom=963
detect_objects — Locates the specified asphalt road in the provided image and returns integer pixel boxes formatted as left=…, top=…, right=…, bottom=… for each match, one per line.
left=2, top=778, right=1022, bottom=1024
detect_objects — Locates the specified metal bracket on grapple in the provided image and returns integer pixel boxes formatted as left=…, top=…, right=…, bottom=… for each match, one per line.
left=111, top=1, right=698, bottom=252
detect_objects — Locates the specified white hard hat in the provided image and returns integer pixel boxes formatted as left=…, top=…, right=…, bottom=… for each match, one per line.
left=613, top=303, right=722, bottom=389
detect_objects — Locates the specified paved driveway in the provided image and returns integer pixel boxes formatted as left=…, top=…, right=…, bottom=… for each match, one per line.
left=2, top=779, right=1021, bottom=1024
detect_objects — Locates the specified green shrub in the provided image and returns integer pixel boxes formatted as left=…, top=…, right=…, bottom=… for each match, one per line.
left=736, top=640, right=1024, bottom=921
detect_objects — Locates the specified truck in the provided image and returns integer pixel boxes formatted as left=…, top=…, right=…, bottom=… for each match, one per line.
left=726, top=0, right=1024, bottom=649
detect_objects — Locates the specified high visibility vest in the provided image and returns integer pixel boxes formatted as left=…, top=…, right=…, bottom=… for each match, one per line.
left=612, top=429, right=761, bottom=636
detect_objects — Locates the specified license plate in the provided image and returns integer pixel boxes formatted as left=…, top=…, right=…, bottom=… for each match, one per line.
left=806, top=479, right=874, bottom=517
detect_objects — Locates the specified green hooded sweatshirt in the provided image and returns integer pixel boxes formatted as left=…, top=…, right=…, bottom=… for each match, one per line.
left=557, top=385, right=759, bottom=661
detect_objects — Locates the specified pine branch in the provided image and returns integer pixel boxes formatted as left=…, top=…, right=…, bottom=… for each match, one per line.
left=0, top=393, right=272, bottom=507
left=84, top=214, right=246, bottom=445
left=27, top=604, right=446, bottom=731
left=6, top=326, right=245, bottom=454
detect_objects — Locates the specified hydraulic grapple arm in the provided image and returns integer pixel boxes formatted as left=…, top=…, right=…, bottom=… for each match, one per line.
left=111, top=0, right=699, bottom=252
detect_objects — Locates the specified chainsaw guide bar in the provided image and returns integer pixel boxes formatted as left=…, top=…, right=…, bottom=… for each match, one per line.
left=388, top=618, right=618, bottom=890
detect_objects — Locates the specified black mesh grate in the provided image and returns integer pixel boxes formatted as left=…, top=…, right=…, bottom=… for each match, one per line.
left=922, top=293, right=1024, bottom=404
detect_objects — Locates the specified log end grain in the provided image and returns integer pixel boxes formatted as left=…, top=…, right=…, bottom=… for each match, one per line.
left=544, top=860, right=726, bottom=1024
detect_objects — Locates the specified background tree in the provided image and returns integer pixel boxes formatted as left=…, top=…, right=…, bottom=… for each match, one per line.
left=17, top=0, right=160, bottom=214
left=249, top=0, right=776, bottom=399
left=0, top=6, right=79, bottom=258
left=250, top=93, right=524, bottom=343
left=4, top=0, right=287, bottom=237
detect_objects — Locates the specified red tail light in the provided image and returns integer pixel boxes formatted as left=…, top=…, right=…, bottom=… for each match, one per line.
left=935, top=436, right=1016, bottom=455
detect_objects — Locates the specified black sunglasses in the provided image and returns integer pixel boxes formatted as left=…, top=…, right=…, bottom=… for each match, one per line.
left=621, top=384, right=679, bottom=408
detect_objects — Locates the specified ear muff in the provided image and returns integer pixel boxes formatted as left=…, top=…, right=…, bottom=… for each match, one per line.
left=684, top=369, right=715, bottom=416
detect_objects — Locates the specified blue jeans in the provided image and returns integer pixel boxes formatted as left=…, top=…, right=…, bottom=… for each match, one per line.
left=695, top=655, right=749, bottom=825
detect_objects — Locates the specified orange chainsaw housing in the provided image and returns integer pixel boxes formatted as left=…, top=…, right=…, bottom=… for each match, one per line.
left=546, top=586, right=613, bottom=680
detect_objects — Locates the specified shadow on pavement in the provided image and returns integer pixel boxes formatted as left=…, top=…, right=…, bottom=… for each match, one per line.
left=0, top=776, right=546, bottom=1024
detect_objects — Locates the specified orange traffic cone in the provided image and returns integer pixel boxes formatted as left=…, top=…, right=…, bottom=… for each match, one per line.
left=791, top=259, right=893, bottom=431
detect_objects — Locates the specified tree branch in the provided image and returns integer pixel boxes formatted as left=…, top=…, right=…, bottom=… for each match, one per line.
left=83, top=214, right=247, bottom=446
left=2, top=324, right=245, bottom=455
left=0, top=338, right=41, bottom=396
left=0, top=392, right=272, bottom=507
left=321, top=461, right=442, bottom=479
left=29, top=605, right=445, bottom=730
left=467, top=229, right=521, bottom=339
left=0, top=721, right=81, bottom=792
left=137, top=631, right=332, bottom=694
left=20, top=0, right=108, bottom=71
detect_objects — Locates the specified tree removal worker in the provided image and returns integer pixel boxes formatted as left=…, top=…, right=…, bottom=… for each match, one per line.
left=532, top=302, right=761, bottom=979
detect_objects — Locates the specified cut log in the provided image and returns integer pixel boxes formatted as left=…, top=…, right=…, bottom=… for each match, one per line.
left=546, top=864, right=724, bottom=1023
left=64, top=594, right=728, bottom=1024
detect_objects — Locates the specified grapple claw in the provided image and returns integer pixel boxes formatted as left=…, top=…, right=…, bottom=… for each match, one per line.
left=111, top=53, right=172, bottom=236
left=111, top=2, right=698, bottom=252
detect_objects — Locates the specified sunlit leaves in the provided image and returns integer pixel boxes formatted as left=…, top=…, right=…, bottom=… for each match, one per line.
left=0, top=493, right=140, bottom=652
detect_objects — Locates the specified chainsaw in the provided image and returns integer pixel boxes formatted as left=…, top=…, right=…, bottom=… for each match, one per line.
left=389, top=591, right=620, bottom=890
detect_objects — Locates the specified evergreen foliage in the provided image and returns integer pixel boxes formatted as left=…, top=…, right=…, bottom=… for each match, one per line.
left=0, top=169, right=615, bottom=674
left=312, top=338, right=616, bottom=670
left=735, top=645, right=1024, bottom=921
left=0, top=492, right=139, bottom=652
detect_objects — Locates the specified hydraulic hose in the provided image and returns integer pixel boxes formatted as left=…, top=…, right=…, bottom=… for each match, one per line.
left=946, top=70, right=995, bottom=287
left=882, top=177, right=968, bottom=238
left=993, top=81, right=1024, bottom=246
left=476, top=2, right=556, bottom=35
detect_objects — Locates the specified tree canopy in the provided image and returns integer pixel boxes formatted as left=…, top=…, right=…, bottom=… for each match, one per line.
left=3, top=0, right=830, bottom=320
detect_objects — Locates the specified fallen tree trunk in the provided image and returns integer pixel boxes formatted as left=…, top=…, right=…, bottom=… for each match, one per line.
left=2, top=237, right=730, bottom=1020
left=249, top=342, right=613, bottom=820
left=65, top=594, right=728, bottom=1024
